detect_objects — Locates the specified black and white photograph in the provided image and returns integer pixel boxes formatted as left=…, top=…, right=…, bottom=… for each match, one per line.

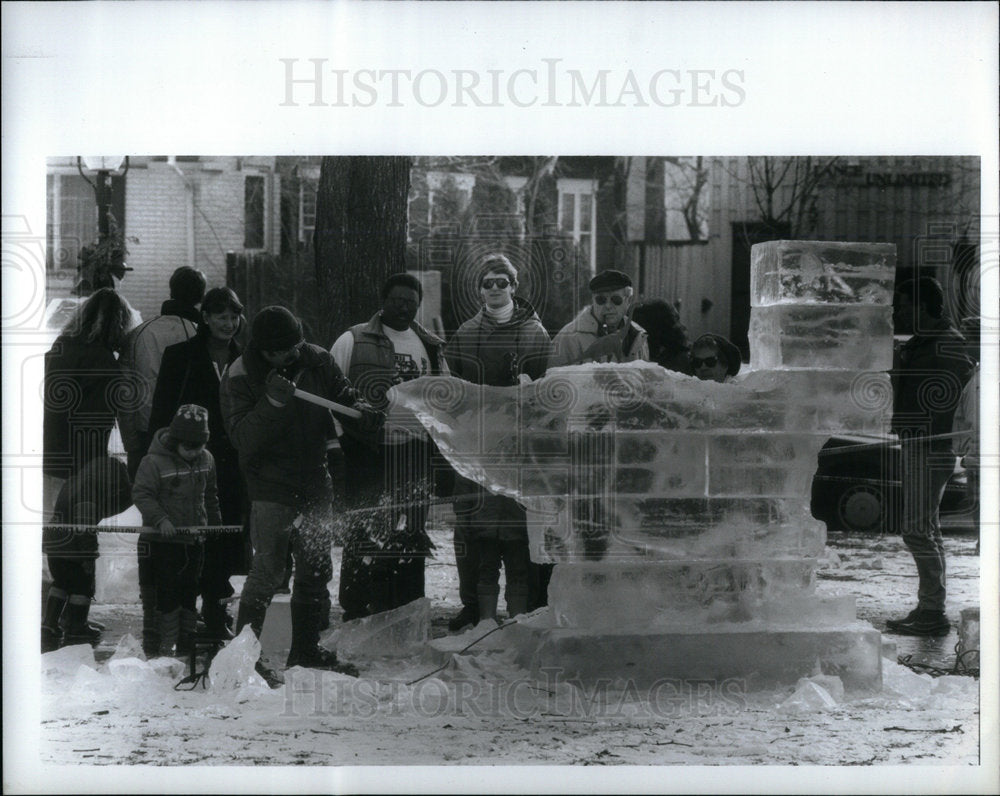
left=3, top=3, right=997, bottom=794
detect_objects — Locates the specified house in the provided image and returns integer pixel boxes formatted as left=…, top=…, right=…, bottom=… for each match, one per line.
left=46, top=156, right=282, bottom=322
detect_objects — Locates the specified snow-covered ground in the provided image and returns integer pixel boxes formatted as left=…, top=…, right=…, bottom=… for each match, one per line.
left=13, top=511, right=995, bottom=793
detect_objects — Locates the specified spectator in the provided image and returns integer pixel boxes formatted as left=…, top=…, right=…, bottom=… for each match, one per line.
left=631, top=299, right=691, bottom=373
left=119, top=266, right=207, bottom=479
left=550, top=270, right=648, bottom=368
left=331, top=273, right=453, bottom=621
left=221, top=306, right=383, bottom=686
left=42, top=288, right=136, bottom=650
left=689, top=333, right=742, bottom=383
left=445, top=254, right=552, bottom=630
left=133, top=405, right=220, bottom=657
left=886, top=278, right=973, bottom=637
left=42, top=456, right=132, bottom=652
left=148, top=287, right=249, bottom=644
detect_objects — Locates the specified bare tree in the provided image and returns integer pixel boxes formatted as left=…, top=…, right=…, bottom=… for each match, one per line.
left=313, top=156, right=412, bottom=344
left=743, top=156, right=841, bottom=236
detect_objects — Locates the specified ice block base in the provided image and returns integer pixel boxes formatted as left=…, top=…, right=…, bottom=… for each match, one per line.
left=504, top=615, right=883, bottom=693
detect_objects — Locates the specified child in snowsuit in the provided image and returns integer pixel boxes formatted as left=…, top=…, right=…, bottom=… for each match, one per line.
left=133, top=404, right=221, bottom=657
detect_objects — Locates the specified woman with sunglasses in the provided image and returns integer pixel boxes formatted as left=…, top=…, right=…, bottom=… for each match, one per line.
left=444, top=254, right=552, bottom=630
left=689, top=333, right=742, bottom=383
left=550, top=270, right=648, bottom=368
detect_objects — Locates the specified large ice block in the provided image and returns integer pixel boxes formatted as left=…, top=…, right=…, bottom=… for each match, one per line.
left=750, top=240, right=896, bottom=307
left=749, top=305, right=894, bottom=371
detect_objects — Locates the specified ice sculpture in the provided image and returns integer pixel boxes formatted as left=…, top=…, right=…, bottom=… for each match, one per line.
left=392, top=240, right=895, bottom=691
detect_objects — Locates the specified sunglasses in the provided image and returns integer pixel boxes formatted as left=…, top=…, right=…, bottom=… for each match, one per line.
left=481, top=278, right=511, bottom=290
left=691, top=356, right=720, bottom=368
left=594, top=294, right=625, bottom=306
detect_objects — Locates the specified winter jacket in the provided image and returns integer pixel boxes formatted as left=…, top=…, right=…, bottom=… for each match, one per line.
left=344, top=312, right=447, bottom=409
left=220, top=341, right=360, bottom=506
left=44, top=455, right=132, bottom=558
left=118, top=300, right=201, bottom=453
left=891, top=318, right=974, bottom=450
left=133, top=428, right=221, bottom=542
left=550, top=306, right=649, bottom=368
left=43, top=335, right=124, bottom=480
left=445, top=297, right=552, bottom=387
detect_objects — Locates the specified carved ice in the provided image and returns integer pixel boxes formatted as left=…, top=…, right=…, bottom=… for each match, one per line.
left=391, top=240, right=896, bottom=691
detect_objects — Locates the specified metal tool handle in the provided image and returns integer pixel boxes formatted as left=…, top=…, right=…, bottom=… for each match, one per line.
left=293, top=388, right=362, bottom=419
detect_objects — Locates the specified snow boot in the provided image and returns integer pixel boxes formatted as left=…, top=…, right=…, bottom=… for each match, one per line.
left=62, top=596, right=102, bottom=645
left=477, top=592, right=499, bottom=625
left=505, top=591, right=529, bottom=620
left=176, top=608, right=200, bottom=657
left=140, top=585, right=160, bottom=658
left=41, top=588, right=68, bottom=653
left=158, top=608, right=182, bottom=657
left=447, top=604, right=479, bottom=632
left=200, top=598, right=234, bottom=641
left=286, top=602, right=359, bottom=676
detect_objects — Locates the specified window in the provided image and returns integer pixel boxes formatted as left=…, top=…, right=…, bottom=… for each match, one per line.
left=244, top=175, right=265, bottom=249
left=299, top=178, right=318, bottom=247
left=556, top=177, right=597, bottom=272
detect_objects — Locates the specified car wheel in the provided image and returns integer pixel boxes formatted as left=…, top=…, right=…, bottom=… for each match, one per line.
left=836, top=484, right=885, bottom=532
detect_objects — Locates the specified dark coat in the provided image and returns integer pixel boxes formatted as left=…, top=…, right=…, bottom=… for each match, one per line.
left=43, top=336, right=124, bottom=480
left=891, top=318, right=974, bottom=449
left=220, top=341, right=360, bottom=506
left=445, top=297, right=552, bottom=387
left=149, top=333, right=244, bottom=524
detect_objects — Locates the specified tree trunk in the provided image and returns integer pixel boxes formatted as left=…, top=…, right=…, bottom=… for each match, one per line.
left=313, top=156, right=412, bottom=345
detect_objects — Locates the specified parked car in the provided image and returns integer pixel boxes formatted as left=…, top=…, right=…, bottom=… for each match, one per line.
left=810, top=436, right=971, bottom=533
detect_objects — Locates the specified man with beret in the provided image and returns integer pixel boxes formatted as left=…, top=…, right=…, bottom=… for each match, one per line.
left=220, top=305, right=384, bottom=685
left=550, top=269, right=649, bottom=368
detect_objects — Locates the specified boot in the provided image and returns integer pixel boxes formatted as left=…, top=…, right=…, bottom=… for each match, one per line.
left=234, top=598, right=269, bottom=639
left=140, top=585, right=160, bottom=658
left=177, top=608, right=200, bottom=657
left=447, top=604, right=479, bottom=632
left=477, top=592, right=499, bottom=625
left=63, top=597, right=102, bottom=645
left=41, top=588, right=68, bottom=653
left=200, top=598, right=235, bottom=641
left=885, top=608, right=951, bottom=637
left=157, top=608, right=181, bottom=657
left=505, top=591, right=529, bottom=620
left=255, top=660, right=284, bottom=689
left=286, top=602, right=359, bottom=676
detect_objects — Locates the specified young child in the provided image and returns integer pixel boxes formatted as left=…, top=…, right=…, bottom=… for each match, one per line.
left=133, top=404, right=221, bottom=657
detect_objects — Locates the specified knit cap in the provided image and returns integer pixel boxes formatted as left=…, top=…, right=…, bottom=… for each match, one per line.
left=169, top=404, right=210, bottom=446
left=251, top=306, right=303, bottom=351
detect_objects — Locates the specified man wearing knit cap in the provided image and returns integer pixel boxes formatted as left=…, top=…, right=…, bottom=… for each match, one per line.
left=550, top=269, right=648, bottom=368
left=220, top=305, right=384, bottom=685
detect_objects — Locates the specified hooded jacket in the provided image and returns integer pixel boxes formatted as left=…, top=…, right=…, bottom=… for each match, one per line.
left=445, top=297, right=552, bottom=387
left=133, top=427, right=221, bottom=541
left=118, top=299, right=201, bottom=452
left=550, top=306, right=649, bottom=368
left=220, top=341, right=359, bottom=505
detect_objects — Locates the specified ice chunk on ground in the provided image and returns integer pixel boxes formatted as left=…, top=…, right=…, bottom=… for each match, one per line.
left=107, top=656, right=158, bottom=683
left=882, top=661, right=934, bottom=701
left=208, top=626, right=267, bottom=692
left=777, top=680, right=839, bottom=713
left=325, top=597, right=430, bottom=660
left=42, top=643, right=97, bottom=676
left=797, top=673, right=845, bottom=702
left=69, top=662, right=107, bottom=696
left=149, top=656, right=187, bottom=680
left=110, top=633, right=145, bottom=661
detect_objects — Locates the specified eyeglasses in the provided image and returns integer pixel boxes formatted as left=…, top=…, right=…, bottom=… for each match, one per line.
left=691, top=356, right=719, bottom=369
left=594, top=294, right=625, bottom=306
left=481, top=278, right=511, bottom=290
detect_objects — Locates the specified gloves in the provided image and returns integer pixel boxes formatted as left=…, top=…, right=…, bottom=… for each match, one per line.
left=157, top=518, right=177, bottom=538
left=356, top=401, right=386, bottom=434
left=265, top=369, right=296, bottom=406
